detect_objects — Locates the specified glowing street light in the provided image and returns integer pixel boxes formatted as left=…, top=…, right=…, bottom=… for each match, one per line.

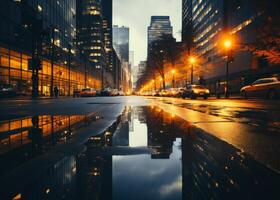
left=224, top=39, right=232, bottom=49
left=189, top=57, right=196, bottom=84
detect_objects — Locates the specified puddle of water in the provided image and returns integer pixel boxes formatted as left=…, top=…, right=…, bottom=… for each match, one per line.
left=1, top=106, right=280, bottom=200
left=0, top=113, right=101, bottom=176
left=177, top=103, right=280, bottom=133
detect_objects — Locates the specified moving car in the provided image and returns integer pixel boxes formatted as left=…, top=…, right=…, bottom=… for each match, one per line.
left=182, top=84, right=210, bottom=99
left=240, top=77, right=280, bottom=99
left=80, top=88, right=97, bottom=97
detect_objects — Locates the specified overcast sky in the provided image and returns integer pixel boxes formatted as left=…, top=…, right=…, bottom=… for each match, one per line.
left=113, top=0, right=182, bottom=66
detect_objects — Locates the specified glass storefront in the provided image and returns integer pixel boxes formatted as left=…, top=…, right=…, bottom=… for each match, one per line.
left=0, top=47, right=101, bottom=96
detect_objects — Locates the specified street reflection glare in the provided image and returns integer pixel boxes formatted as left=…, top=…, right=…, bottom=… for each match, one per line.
left=0, top=106, right=280, bottom=200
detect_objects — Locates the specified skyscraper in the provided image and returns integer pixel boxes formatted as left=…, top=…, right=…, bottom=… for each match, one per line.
left=182, top=0, right=193, bottom=51
left=148, top=16, right=173, bottom=45
left=76, top=0, right=106, bottom=70
left=113, top=25, right=130, bottom=62
left=147, top=16, right=173, bottom=57
left=102, top=0, right=114, bottom=72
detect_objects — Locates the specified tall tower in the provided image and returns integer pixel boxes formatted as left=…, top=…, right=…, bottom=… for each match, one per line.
left=113, top=25, right=130, bottom=62
left=147, top=16, right=173, bottom=56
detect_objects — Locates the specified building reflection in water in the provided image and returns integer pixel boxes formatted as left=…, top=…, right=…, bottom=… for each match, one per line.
left=1, top=106, right=280, bottom=200
left=0, top=113, right=101, bottom=199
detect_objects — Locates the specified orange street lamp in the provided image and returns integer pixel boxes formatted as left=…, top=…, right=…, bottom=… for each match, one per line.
left=189, top=57, right=196, bottom=84
left=224, top=39, right=232, bottom=49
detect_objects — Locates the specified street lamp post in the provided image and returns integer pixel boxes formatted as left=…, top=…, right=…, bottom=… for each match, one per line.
left=160, top=78, right=163, bottom=89
left=223, top=39, right=233, bottom=98
left=189, top=57, right=196, bottom=84
left=172, top=70, right=175, bottom=88
left=153, top=79, right=156, bottom=91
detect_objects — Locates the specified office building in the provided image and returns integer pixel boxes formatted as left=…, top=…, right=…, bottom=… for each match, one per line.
left=76, top=0, right=106, bottom=70
left=0, top=0, right=101, bottom=96
left=113, top=25, right=129, bottom=62
left=102, top=0, right=114, bottom=73
left=182, top=0, right=280, bottom=92
left=148, top=16, right=173, bottom=53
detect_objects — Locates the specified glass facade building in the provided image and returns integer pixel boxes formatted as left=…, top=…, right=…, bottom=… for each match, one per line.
left=0, top=0, right=101, bottom=96
left=148, top=16, right=173, bottom=49
left=181, top=0, right=280, bottom=92
left=113, top=25, right=130, bottom=62
left=76, top=0, right=106, bottom=70
left=102, top=0, right=114, bottom=72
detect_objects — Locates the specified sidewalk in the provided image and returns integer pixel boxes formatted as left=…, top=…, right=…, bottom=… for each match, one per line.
left=151, top=99, right=280, bottom=173
left=0, top=95, right=71, bottom=101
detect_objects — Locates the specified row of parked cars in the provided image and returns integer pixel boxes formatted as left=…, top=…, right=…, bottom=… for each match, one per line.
left=152, top=84, right=211, bottom=99
left=147, top=77, right=280, bottom=100
left=74, top=88, right=125, bottom=97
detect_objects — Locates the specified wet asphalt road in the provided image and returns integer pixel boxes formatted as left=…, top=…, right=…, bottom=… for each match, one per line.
left=0, top=96, right=280, bottom=199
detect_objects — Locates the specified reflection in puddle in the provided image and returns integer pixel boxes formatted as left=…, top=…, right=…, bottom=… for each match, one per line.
left=0, top=113, right=101, bottom=176
left=1, top=107, right=280, bottom=200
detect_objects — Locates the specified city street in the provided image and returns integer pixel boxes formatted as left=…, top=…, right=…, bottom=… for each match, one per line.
left=0, top=0, right=280, bottom=199
left=0, top=96, right=280, bottom=199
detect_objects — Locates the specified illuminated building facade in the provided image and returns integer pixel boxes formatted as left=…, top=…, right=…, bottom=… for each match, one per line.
left=76, top=0, right=115, bottom=88
left=0, top=0, right=101, bottom=96
left=76, top=0, right=106, bottom=70
left=182, top=0, right=280, bottom=92
left=182, top=0, right=193, bottom=50
left=102, top=0, right=114, bottom=73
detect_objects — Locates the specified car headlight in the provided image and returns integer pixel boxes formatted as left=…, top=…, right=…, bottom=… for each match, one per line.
left=193, top=89, right=199, bottom=94
left=206, top=89, right=210, bottom=94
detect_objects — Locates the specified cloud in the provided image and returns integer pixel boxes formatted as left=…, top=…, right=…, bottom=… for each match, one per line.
left=159, top=176, right=182, bottom=197
left=113, top=0, right=182, bottom=65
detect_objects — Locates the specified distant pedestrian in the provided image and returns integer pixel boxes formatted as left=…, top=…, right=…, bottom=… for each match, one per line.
left=54, top=86, right=59, bottom=98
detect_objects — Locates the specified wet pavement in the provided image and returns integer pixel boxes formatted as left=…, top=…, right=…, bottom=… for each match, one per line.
left=1, top=103, right=280, bottom=200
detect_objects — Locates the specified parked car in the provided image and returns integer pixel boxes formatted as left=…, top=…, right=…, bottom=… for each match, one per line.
left=182, top=84, right=210, bottom=99
left=0, top=84, right=17, bottom=97
left=240, top=77, right=280, bottom=99
left=154, top=90, right=160, bottom=96
left=100, top=88, right=111, bottom=96
left=118, top=90, right=125, bottom=96
left=80, top=88, right=97, bottom=97
left=111, top=89, right=119, bottom=96
left=159, top=89, right=168, bottom=97
left=178, top=87, right=186, bottom=98
left=166, top=88, right=179, bottom=97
